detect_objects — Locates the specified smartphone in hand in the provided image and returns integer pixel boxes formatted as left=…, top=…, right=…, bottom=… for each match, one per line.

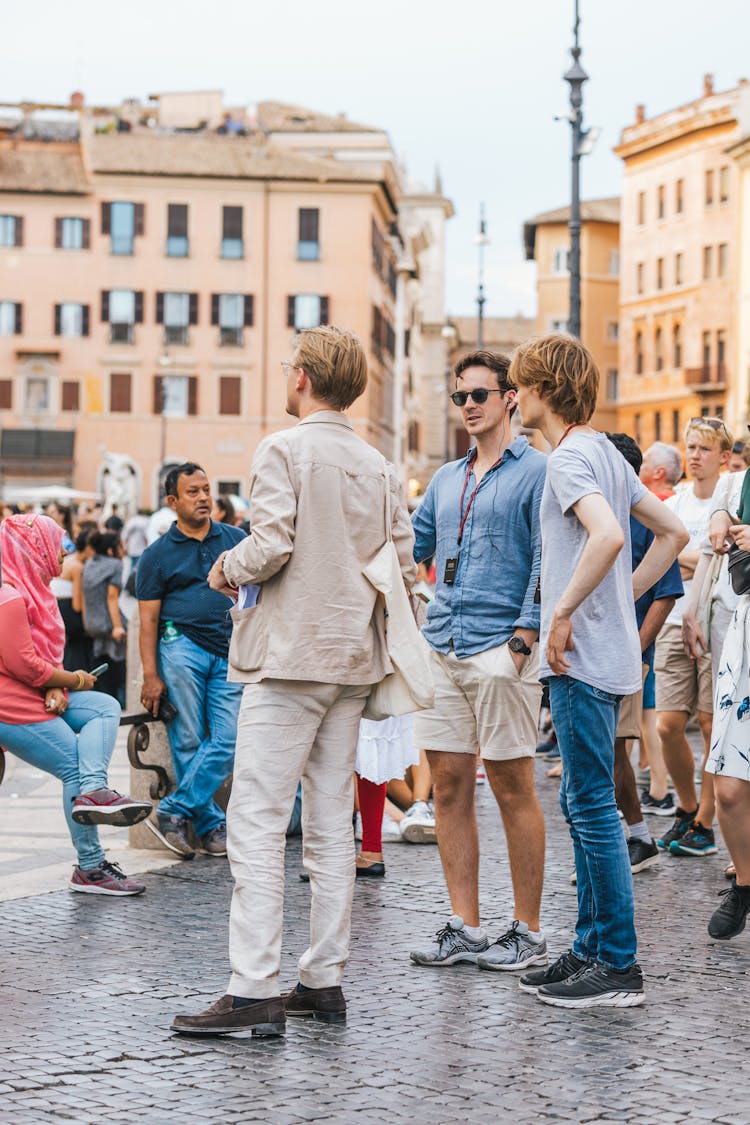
left=89, top=663, right=109, bottom=677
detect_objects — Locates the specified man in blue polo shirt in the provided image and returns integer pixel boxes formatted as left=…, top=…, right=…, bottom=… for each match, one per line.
left=136, top=462, right=245, bottom=859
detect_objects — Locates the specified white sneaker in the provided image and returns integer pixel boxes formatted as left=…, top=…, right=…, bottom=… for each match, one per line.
left=399, top=800, right=437, bottom=843
left=476, top=764, right=486, bottom=785
left=382, top=813, right=404, bottom=842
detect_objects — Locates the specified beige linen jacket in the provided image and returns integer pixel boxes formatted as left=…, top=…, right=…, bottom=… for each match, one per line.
left=222, top=410, right=417, bottom=684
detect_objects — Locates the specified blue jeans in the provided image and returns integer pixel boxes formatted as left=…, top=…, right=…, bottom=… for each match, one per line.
left=548, top=675, right=637, bottom=971
left=0, top=691, right=121, bottom=871
left=158, top=633, right=243, bottom=836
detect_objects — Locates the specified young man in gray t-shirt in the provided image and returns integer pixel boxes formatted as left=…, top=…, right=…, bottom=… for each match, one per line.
left=509, top=334, right=687, bottom=1010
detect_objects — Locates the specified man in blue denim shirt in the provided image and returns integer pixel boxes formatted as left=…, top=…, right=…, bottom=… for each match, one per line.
left=409, top=350, right=548, bottom=974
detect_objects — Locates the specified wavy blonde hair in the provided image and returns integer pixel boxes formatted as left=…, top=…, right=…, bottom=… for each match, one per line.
left=509, top=334, right=599, bottom=425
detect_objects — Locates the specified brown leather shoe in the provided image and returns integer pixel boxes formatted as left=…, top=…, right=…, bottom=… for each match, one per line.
left=171, top=994, right=286, bottom=1037
left=283, top=984, right=346, bottom=1024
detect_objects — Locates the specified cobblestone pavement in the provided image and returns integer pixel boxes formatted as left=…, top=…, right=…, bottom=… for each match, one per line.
left=1, top=756, right=749, bottom=1125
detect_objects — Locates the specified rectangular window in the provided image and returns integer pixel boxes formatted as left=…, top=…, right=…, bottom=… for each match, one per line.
left=656, top=258, right=664, bottom=290
left=221, top=206, right=243, bottom=258
left=720, top=165, right=730, bottom=203
left=55, top=302, right=89, bottom=338
left=718, top=243, right=729, bottom=277
left=166, top=204, right=189, bottom=257
left=159, top=292, right=191, bottom=344
left=287, top=294, right=328, bottom=330
left=0, top=214, right=22, bottom=247
left=606, top=321, right=619, bottom=342
left=676, top=178, right=684, bottom=214
left=24, top=377, right=51, bottom=414
left=637, top=191, right=645, bottom=225
left=705, top=169, right=714, bottom=206
left=0, top=379, right=12, bottom=409
left=107, top=289, right=136, bottom=343
left=702, top=330, right=711, bottom=374
left=608, top=250, right=620, bottom=277
left=703, top=245, right=712, bottom=280
left=675, top=252, right=683, bottom=286
left=606, top=369, right=619, bottom=401
left=0, top=301, right=21, bottom=335
left=717, top=329, right=726, bottom=368
left=217, top=479, right=241, bottom=497
left=655, top=411, right=662, bottom=441
left=672, top=410, right=680, bottom=442
left=634, top=413, right=642, bottom=446
left=217, top=293, right=244, bottom=346
left=636, top=262, right=644, bottom=294
left=550, top=317, right=569, bottom=333
left=110, top=372, right=132, bottom=413
left=552, top=247, right=570, bottom=274
left=298, top=208, right=320, bottom=260
left=55, top=217, right=89, bottom=250
left=371, top=219, right=384, bottom=275
left=219, top=375, right=241, bottom=415
left=109, top=201, right=136, bottom=255
left=156, top=374, right=196, bottom=417
left=657, top=184, right=665, bottom=220
left=61, top=381, right=80, bottom=412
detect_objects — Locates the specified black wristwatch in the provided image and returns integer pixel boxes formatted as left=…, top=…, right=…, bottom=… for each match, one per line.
left=508, top=635, right=532, bottom=656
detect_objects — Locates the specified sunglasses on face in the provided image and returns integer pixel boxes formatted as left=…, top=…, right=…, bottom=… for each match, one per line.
left=450, top=389, right=504, bottom=407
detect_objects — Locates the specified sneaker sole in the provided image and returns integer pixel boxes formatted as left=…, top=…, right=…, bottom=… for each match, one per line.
left=144, top=817, right=195, bottom=859
left=537, top=989, right=645, bottom=1009
left=630, top=853, right=660, bottom=874
left=477, top=951, right=548, bottom=973
left=409, top=950, right=486, bottom=967
left=640, top=805, right=676, bottom=817
left=400, top=823, right=437, bottom=844
left=518, top=980, right=545, bottom=995
left=669, top=843, right=717, bottom=857
left=69, top=882, right=145, bottom=896
left=71, top=803, right=152, bottom=827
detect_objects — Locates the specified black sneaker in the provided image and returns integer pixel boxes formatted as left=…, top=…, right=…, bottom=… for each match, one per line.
left=708, top=881, right=750, bottom=940
left=669, top=823, right=717, bottom=857
left=627, top=837, right=659, bottom=874
left=656, top=807, right=696, bottom=850
left=639, top=790, right=676, bottom=817
left=518, top=949, right=588, bottom=995
left=537, top=961, right=645, bottom=1008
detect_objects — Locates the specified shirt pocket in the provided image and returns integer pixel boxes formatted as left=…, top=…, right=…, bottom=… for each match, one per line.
left=228, top=602, right=267, bottom=673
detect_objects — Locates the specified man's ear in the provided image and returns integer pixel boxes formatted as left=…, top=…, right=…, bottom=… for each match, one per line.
left=165, top=494, right=178, bottom=511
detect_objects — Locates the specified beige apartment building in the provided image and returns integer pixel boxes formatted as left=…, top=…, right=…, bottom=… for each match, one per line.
left=726, top=84, right=750, bottom=428
left=523, top=198, right=620, bottom=430
left=615, top=75, right=744, bottom=446
left=0, top=93, right=452, bottom=506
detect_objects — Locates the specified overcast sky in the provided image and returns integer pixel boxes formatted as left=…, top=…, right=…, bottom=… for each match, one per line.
left=4, top=0, right=750, bottom=319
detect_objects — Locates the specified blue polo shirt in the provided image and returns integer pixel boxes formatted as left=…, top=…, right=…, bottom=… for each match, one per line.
left=136, top=520, right=245, bottom=658
left=630, top=516, right=684, bottom=667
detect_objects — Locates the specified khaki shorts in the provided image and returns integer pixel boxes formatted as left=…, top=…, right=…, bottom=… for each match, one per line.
left=655, top=623, right=713, bottom=715
left=616, top=663, right=649, bottom=739
left=413, top=642, right=542, bottom=761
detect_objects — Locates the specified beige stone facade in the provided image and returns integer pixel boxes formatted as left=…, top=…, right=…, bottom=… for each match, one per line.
left=0, top=94, right=451, bottom=506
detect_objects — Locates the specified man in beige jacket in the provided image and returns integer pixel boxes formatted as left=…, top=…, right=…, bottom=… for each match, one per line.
left=172, top=325, right=416, bottom=1038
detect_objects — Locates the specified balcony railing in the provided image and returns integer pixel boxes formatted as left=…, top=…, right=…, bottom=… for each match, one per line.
left=684, top=364, right=728, bottom=390
left=219, top=326, right=244, bottom=347
left=110, top=323, right=134, bottom=344
left=164, top=326, right=189, bottom=345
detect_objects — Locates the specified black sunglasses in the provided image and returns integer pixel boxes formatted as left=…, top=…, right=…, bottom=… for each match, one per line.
left=450, top=389, right=504, bottom=407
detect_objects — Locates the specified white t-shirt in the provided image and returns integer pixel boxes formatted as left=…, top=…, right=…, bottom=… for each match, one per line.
left=664, top=485, right=720, bottom=626
left=701, top=470, right=746, bottom=613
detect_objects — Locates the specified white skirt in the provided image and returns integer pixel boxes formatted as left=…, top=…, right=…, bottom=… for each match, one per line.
left=706, top=598, right=750, bottom=782
left=355, top=714, right=420, bottom=785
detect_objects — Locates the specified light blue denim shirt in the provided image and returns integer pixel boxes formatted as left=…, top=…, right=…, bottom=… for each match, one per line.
left=412, top=436, right=546, bottom=657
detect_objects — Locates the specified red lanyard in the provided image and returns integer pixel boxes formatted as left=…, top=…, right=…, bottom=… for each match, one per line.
left=457, top=453, right=503, bottom=546
left=556, top=422, right=582, bottom=448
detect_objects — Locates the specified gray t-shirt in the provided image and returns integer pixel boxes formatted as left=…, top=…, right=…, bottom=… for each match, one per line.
left=539, top=431, right=648, bottom=695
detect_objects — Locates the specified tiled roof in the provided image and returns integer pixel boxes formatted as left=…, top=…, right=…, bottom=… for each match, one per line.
left=257, top=100, right=378, bottom=134
left=523, top=196, right=620, bottom=259
left=0, top=145, right=89, bottom=194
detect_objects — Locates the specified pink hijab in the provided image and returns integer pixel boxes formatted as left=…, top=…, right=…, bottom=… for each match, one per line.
left=0, top=514, right=65, bottom=666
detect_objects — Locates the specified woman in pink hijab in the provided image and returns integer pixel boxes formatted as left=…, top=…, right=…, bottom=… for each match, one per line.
left=0, top=514, right=151, bottom=896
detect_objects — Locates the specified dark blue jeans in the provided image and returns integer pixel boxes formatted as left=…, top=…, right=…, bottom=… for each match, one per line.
left=548, top=675, right=637, bottom=970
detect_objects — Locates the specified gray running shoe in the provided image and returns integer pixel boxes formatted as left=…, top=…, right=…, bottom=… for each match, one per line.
left=476, top=920, right=548, bottom=972
left=410, top=915, right=488, bottom=966
left=145, top=812, right=195, bottom=859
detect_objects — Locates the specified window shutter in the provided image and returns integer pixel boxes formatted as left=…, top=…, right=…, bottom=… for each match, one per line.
left=211, top=294, right=220, bottom=326
left=134, top=203, right=145, bottom=236
left=189, top=292, right=199, bottom=326
left=81, top=218, right=91, bottom=249
left=81, top=305, right=90, bottom=337
left=0, top=380, right=12, bottom=410
left=133, top=291, right=144, bottom=324
left=14, top=216, right=24, bottom=247
left=167, top=203, right=188, bottom=237
left=100, top=291, right=110, bottom=321
left=61, top=381, right=80, bottom=411
left=14, top=303, right=22, bottom=334
left=54, top=218, right=64, bottom=249
left=153, top=376, right=164, bottom=414
left=243, top=295, right=254, bottom=327
left=319, top=296, right=329, bottom=325
left=222, top=205, right=242, bottom=239
left=54, top=304, right=62, bottom=335
left=219, top=376, right=241, bottom=415
left=187, top=376, right=198, bottom=416
left=155, top=292, right=165, bottom=324
left=299, top=208, right=319, bottom=242
left=110, top=372, right=132, bottom=413
left=101, top=202, right=111, bottom=234
left=287, top=296, right=296, bottom=328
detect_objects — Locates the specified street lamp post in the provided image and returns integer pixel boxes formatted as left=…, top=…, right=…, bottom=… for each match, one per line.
left=475, top=203, right=489, bottom=348
left=563, top=0, right=588, bottom=340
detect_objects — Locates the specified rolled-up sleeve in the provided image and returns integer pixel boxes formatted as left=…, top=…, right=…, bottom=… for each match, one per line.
left=1, top=598, right=56, bottom=687
left=222, top=436, right=298, bottom=587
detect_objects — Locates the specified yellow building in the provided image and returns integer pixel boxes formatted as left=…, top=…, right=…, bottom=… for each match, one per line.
left=726, top=84, right=750, bottom=426
left=614, top=75, right=742, bottom=445
left=0, top=93, right=451, bottom=505
left=523, top=198, right=620, bottom=430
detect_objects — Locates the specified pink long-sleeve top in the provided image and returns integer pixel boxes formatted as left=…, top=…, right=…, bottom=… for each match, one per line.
left=0, top=586, right=56, bottom=724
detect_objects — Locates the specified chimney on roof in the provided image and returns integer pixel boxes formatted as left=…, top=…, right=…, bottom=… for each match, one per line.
left=704, top=73, right=714, bottom=97
left=635, top=104, right=646, bottom=124
left=70, top=91, right=85, bottom=109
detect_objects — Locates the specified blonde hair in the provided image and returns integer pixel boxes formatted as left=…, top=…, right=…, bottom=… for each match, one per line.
left=509, top=334, right=599, bottom=425
left=293, top=325, right=368, bottom=410
left=683, top=418, right=732, bottom=453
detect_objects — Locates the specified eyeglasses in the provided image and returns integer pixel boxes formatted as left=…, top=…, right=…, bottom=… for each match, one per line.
left=450, top=389, right=504, bottom=407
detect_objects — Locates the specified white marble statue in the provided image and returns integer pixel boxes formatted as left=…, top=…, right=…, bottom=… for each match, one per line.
left=101, top=452, right=139, bottom=522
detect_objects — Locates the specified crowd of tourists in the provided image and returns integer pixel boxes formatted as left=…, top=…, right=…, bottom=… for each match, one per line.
left=1, top=324, right=749, bottom=1038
